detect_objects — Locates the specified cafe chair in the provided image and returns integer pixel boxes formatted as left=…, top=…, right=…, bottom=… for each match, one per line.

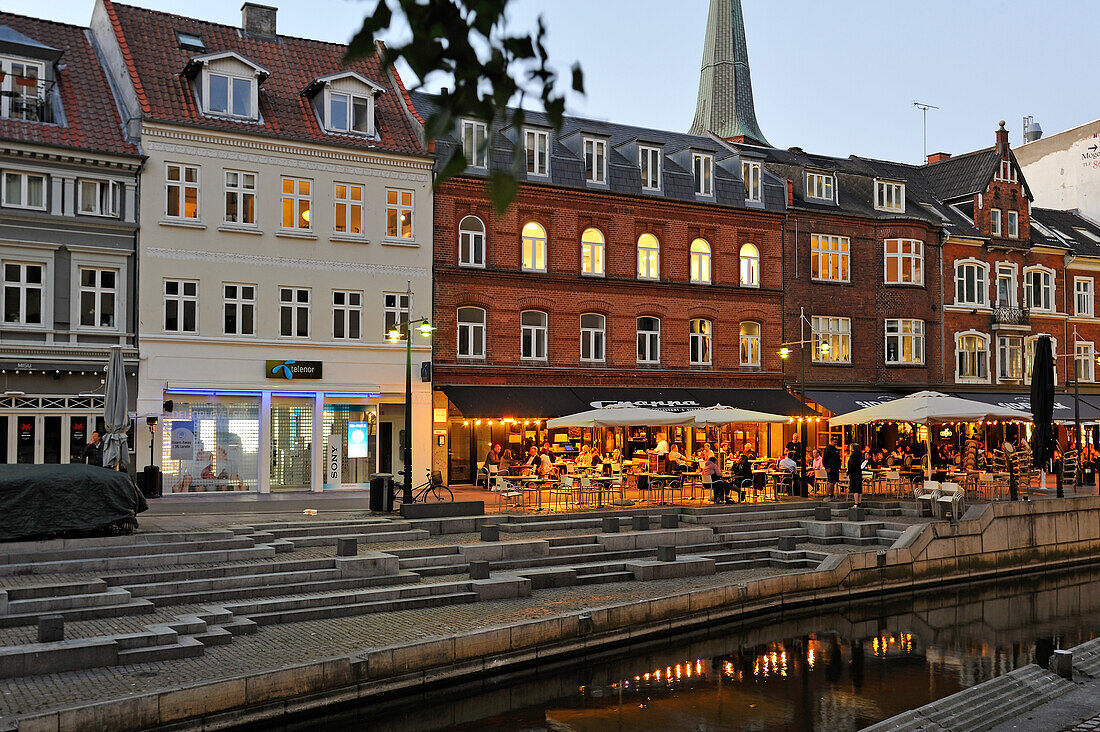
left=550, top=475, right=574, bottom=512
left=915, top=480, right=941, bottom=517
left=814, top=468, right=827, bottom=495
left=884, top=470, right=904, bottom=497
left=490, top=475, right=523, bottom=511
left=579, top=476, right=601, bottom=508
left=934, top=482, right=965, bottom=521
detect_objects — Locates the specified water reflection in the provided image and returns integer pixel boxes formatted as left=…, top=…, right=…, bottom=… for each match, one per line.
left=273, top=567, right=1100, bottom=732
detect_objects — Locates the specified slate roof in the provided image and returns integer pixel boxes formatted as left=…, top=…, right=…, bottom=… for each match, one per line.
left=411, top=91, right=786, bottom=211
left=1031, top=208, right=1100, bottom=256
left=103, top=0, right=425, bottom=158
left=920, top=148, right=1001, bottom=201
left=0, top=12, right=137, bottom=157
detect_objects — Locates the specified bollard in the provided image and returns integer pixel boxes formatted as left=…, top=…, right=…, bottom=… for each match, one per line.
left=578, top=613, right=593, bottom=635
left=335, top=537, right=358, bottom=557
left=602, top=517, right=620, bottom=533
left=877, top=550, right=887, bottom=568
left=657, top=545, right=676, bottom=562
left=814, top=506, right=831, bottom=521
left=1050, top=650, right=1073, bottom=680
left=469, top=560, right=490, bottom=580
left=39, top=615, right=64, bottom=643
left=847, top=506, right=866, bottom=522
left=631, top=516, right=648, bottom=532
left=777, top=536, right=798, bottom=551
left=660, top=514, right=678, bottom=529
left=480, top=524, right=500, bottom=542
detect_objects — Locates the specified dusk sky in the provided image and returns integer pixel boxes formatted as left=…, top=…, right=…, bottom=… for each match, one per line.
left=12, top=0, right=1095, bottom=164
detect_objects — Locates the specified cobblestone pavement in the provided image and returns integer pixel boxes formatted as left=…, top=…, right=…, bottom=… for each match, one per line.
left=1067, top=715, right=1100, bottom=731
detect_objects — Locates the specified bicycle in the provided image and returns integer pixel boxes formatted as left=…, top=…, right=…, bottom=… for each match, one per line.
left=393, top=469, right=453, bottom=505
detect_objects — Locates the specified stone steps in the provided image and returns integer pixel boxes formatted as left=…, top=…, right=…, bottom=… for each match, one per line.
left=220, top=581, right=472, bottom=617
left=1071, top=637, right=1100, bottom=677
left=116, top=636, right=206, bottom=665
left=0, top=545, right=278, bottom=576
left=0, top=598, right=156, bottom=628
left=254, top=522, right=412, bottom=539
left=286, top=530, right=431, bottom=547
left=547, top=535, right=598, bottom=547
left=548, top=543, right=604, bottom=557
left=0, top=536, right=257, bottom=565
left=398, top=554, right=468, bottom=569
left=490, top=547, right=654, bottom=571
left=0, top=530, right=237, bottom=555
left=575, top=570, right=634, bottom=585
left=409, top=563, right=469, bottom=577
left=385, top=545, right=463, bottom=559
left=3, top=587, right=133, bottom=615
left=3, top=580, right=109, bottom=601
left=102, top=558, right=338, bottom=587
left=238, top=590, right=479, bottom=626
left=136, top=572, right=417, bottom=607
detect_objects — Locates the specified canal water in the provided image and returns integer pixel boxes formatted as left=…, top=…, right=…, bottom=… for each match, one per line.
left=272, top=566, right=1100, bottom=732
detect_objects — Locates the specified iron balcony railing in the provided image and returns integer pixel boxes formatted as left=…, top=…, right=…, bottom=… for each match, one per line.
left=992, top=306, right=1030, bottom=326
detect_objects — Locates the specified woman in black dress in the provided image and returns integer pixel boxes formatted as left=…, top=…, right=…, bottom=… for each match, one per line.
left=847, top=442, right=863, bottom=506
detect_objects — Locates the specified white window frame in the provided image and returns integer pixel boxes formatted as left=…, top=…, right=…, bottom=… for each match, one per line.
left=692, top=153, right=714, bottom=197
left=810, top=234, right=850, bottom=283
left=1007, top=210, right=1019, bottom=239
left=202, top=69, right=256, bottom=120
left=459, top=216, right=486, bottom=268
left=280, top=176, right=312, bottom=231
left=223, top=170, right=256, bottom=226
left=811, top=316, right=851, bottom=364
left=279, top=287, right=311, bottom=339
left=75, top=266, right=119, bottom=331
left=461, top=119, right=489, bottom=169
left=955, top=330, right=991, bottom=384
left=386, top=188, right=414, bottom=240
left=690, top=239, right=712, bottom=284
left=740, top=321, right=761, bottom=367
left=1076, top=342, right=1095, bottom=383
left=1024, top=266, right=1055, bottom=312
left=580, top=227, right=605, bottom=277
left=333, top=182, right=364, bottom=237
left=996, top=263, right=1017, bottom=307
left=0, top=56, right=46, bottom=121
left=996, top=159, right=1018, bottom=183
left=875, top=179, right=905, bottom=213
left=954, top=260, right=989, bottom=307
left=806, top=171, right=835, bottom=202
left=990, top=208, right=1002, bottom=236
left=998, top=335, right=1023, bottom=382
left=325, top=89, right=373, bottom=135
left=580, top=313, right=605, bottom=363
left=584, top=137, right=607, bottom=184
left=332, top=290, right=362, bottom=340
left=2, top=171, right=47, bottom=211
left=1, top=259, right=47, bottom=328
left=743, top=160, right=762, bottom=203
left=521, top=221, right=547, bottom=272
left=222, top=282, right=256, bottom=336
left=884, top=318, right=925, bottom=365
left=639, top=145, right=661, bottom=190
left=1075, top=277, right=1094, bottom=317
left=637, top=234, right=660, bottom=281
left=524, top=127, right=550, bottom=178
left=382, top=292, right=409, bottom=340
left=740, top=243, right=760, bottom=288
left=520, top=310, right=548, bottom=361
left=689, top=319, right=712, bottom=366
left=457, top=306, right=486, bottom=359
left=77, top=179, right=121, bottom=218
left=163, top=279, right=198, bottom=334
left=884, top=239, right=924, bottom=285
left=165, top=163, right=200, bottom=220
left=637, top=317, right=661, bottom=365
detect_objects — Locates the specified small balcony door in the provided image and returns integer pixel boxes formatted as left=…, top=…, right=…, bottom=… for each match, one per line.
left=997, top=268, right=1015, bottom=307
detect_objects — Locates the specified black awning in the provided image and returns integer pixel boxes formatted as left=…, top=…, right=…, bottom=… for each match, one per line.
left=806, top=389, right=906, bottom=416
left=438, top=386, right=589, bottom=419
left=686, top=388, right=813, bottom=416
left=953, top=391, right=1100, bottom=422
left=569, top=387, right=700, bottom=412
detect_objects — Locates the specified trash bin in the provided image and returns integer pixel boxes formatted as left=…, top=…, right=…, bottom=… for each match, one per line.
left=140, top=465, right=162, bottom=499
left=370, top=473, right=393, bottom=512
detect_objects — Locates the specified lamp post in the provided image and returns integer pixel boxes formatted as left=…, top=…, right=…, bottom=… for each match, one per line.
left=779, top=307, right=829, bottom=496
left=386, top=281, right=433, bottom=505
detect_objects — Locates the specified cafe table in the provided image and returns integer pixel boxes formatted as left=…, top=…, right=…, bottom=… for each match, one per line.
left=637, top=473, right=681, bottom=504
left=510, top=476, right=552, bottom=511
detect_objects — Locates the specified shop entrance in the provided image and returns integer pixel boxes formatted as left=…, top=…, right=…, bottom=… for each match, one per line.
left=0, top=412, right=103, bottom=464
left=270, top=397, right=313, bottom=492
left=321, top=402, right=377, bottom=489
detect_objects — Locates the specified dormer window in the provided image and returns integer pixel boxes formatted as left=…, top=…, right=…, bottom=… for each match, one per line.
left=302, top=72, right=383, bottom=138
left=875, top=179, right=904, bottom=213
left=524, top=127, right=550, bottom=177
left=329, top=92, right=371, bottom=135
left=806, top=171, right=835, bottom=202
left=207, top=72, right=253, bottom=118
left=176, top=32, right=205, bottom=51
left=639, top=145, right=661, bottom=190
left=0, top=56, right=46, bottom=122
left=743, top=160, right=761, bottom=202
left=461, top=119, right=488, bottom=168
left=584, top=137, right=607, bottom=184
left=995, top=159, right=1018, bottom=183
left=185, top=51, right=267, bottom=122
left=692, top=153, right=713, bottom=196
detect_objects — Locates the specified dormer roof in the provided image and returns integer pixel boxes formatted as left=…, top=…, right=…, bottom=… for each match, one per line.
left=182, top=50, right=270, bottom=82
left=0, top=23, right=61, bottom=61
left=301, top=70, right=385, bottom=98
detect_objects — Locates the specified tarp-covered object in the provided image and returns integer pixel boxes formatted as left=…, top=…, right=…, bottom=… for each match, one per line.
left=0, top=464, right=147, bottom=541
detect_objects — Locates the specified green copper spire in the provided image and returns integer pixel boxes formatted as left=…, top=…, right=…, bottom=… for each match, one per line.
left=689, top=0, right=770, bottom=146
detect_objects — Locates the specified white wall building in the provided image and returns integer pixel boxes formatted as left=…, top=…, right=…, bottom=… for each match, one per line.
left=1017, top=118, right=1100, bottom=226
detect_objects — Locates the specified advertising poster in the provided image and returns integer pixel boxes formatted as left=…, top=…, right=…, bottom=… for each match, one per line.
left=326, top=440, right=342, bottom=487
left=347, top=421, right=371, bottom=459
left=170, top=420, right=196, bottom=460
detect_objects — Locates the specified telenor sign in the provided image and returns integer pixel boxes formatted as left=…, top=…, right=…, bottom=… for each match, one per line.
left=266, top=360, right=323, bottom=379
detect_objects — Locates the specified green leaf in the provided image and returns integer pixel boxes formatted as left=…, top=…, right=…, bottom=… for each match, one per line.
left=435, top=148, right=468, bottom=188
left=572, top=63, right=584, bottom=93
left=487, top=170, right=519, bottom=214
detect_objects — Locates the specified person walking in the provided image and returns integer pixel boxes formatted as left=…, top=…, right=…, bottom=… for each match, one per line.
left=822, top=437, right=841, bottom=499
left=847, top=441, right=863, bottom=507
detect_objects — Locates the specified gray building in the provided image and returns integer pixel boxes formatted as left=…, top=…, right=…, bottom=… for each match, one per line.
left=0, top=12, right=140, bottom=464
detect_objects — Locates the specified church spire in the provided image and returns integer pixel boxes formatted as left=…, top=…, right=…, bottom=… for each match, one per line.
left=689, top=0, right=770, bottom=147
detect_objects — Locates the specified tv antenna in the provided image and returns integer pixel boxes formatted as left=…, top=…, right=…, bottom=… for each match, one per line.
left=913, top=101, right=939, bottom=163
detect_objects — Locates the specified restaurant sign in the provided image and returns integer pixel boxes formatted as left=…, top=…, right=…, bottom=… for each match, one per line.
left=588, top=399, right=701, bottom=412
left=266, top=360, right=323, bottom=380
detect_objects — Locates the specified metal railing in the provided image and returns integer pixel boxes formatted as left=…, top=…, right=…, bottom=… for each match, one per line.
left=991, top=306, right=1030, bottom=326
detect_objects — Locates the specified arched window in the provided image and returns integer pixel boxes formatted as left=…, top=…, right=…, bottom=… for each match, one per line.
left=689, top=318, right=712, bottom=365
left=637, top=317, right=660, bottom=364
left=581, top=228, right=605, bottom=276
left=740, top=321, right=761, bottom=367
left=458, top=216, right=485, bottom=267
left=521, top=221, right=547, bottom=272
left=457, top=307, right=486, bottom=359
left=520, top=310, right=548, bottom=360
left=637, top=233, right=660, bottom=280
left=580, top=313, right=605, bottom=362
left=955, top=260, right=988, bottom=306
left=739, top=243, right=760, bottom=287
left=955, top=331, right=989, bottom=382
left=690, top=239, right=711, bottom=284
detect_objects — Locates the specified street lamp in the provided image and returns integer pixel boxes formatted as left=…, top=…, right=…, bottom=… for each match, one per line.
left=386, top=280, right=433, bottom=505
left=779, top=307, right=829, bottom=496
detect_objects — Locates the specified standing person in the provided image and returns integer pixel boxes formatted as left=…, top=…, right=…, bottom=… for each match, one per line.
left=822, top=437, right=841, bottom=499
left=1003, top=436, right=1019, bottom=501
left=83, top=431, right=104, bottom=467
left=847, top=441, right=864, bottom=507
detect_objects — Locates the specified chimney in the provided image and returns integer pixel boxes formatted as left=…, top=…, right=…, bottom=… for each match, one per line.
left=927, top=152, right=952, bottom=164
left=995, top=120, right=1009, bottom=155
left=242, top=3, right=277, bottom=38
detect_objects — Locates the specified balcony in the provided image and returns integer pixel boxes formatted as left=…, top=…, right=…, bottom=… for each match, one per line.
left=991, top=306, right=1030, bottom=329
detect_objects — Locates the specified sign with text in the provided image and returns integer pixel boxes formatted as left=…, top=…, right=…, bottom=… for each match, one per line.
left=347, top=421, right=371, bottom=459
left=266, top=360, right=323, bottom=380
left=326, top=440, right=342, bottom=486
left=169, top=420, right=196, bottom=460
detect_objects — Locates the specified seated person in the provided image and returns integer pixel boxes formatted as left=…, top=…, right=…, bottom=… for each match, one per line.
left=498, top=449, right=515, bottom=475
left=703, top=456, right=729, bottom=503
left=667, top=444, right=687, bottom=471
left=742, top=443, right=758, bottom=461
left=779, top=452, right=798, bottom=472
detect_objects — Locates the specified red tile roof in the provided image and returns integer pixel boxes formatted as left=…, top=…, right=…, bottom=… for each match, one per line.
left=105, top=1, right=427, bottom=159
left=0, top=12, right=138, bottom=157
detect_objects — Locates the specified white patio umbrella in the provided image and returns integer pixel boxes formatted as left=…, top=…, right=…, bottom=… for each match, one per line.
left=546, top=402, right=693, bottom=428
left=828, top=390, right=1031, bottom=427
left=683, top=403, right=789, bottom=425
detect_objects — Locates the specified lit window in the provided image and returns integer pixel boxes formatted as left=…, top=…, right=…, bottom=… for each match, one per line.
left=2, top=171, right=46, bottom=210
left=521, top=221, right=547, bottom=272
left=78, top=179, right=121, bottom=218
left=806, top=172, right=834, bottom=202
left=461, top=119, right=489, bottom=168
left=692, top=153, right=713, bottom=196
left=223, top=283, right=255, bottom=336
left=281, top=177, right=312, bottom=230
left=811, top=316, right=851, bottom=364
left=205, top=72, right=253, bottom=118
left=884, top=239, right=923, bottom=285
left=1076, top=342, right=1095, bottom=383
left=885, top=319, right=924, bottom=365
left=743, top=160, right=761, bottom=202
left=637, top=317, right=660, bottom=364
left=740, top=322, right=761, bottom=367
left=998, top=336, right=1023, bottom=381
left=521, top=311, right=548, bottom=360
left=0, top=56, right=45, bottom=121
left=224, top=171, right=256, bottom=226
left=955, top=262, right=988, bottom=306
left=328, top=91, right=371, bottom=134
left=77, top=267, right=117, bottom=329
left=957, top=332, right=990, bottom=381
left=690, top=239, right=711, bottom=284
left=334, top=183, right=364, bottom=235
left=386, top=189, right=414, bottom=239
left=1024, top=268, right=1054, bottom=312
left=811, top=234, right=850, bottom=282
left=2, top=261, right=44, bottom=325
left=457, top=307, right=486, bottom=358
left=332, top=290, right=362, bottom=340
left=740, top=243, right=760, bottom=287
left=689, top=319, right=712, bottom=366
left=990, top=208, right=1002, bottom=236
left=279, top=287, right=310, bottom=338
left=584, top=137, right=607, bottom=184
left=1076, top=277, right=1094, bottom=317
left=639, top=146, right=661, bottom=190
left=637, top=234, right=660, bottom=280
left=165, top=163, right=199, bottom=219
left=875, top=180, right=904, bottom=212
left=163, top=280, right=198, bottom=333
left=1007, top=210, right=1019, bottom=238
left=383, top=292, right=409, bottom=340
left=525, top=128, right=550, bottom=177
left=459, top=216, right=486, bottom=267
left=581, top=228, right=604, bottom=276
left=580, top=313, right=605, bottom=362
